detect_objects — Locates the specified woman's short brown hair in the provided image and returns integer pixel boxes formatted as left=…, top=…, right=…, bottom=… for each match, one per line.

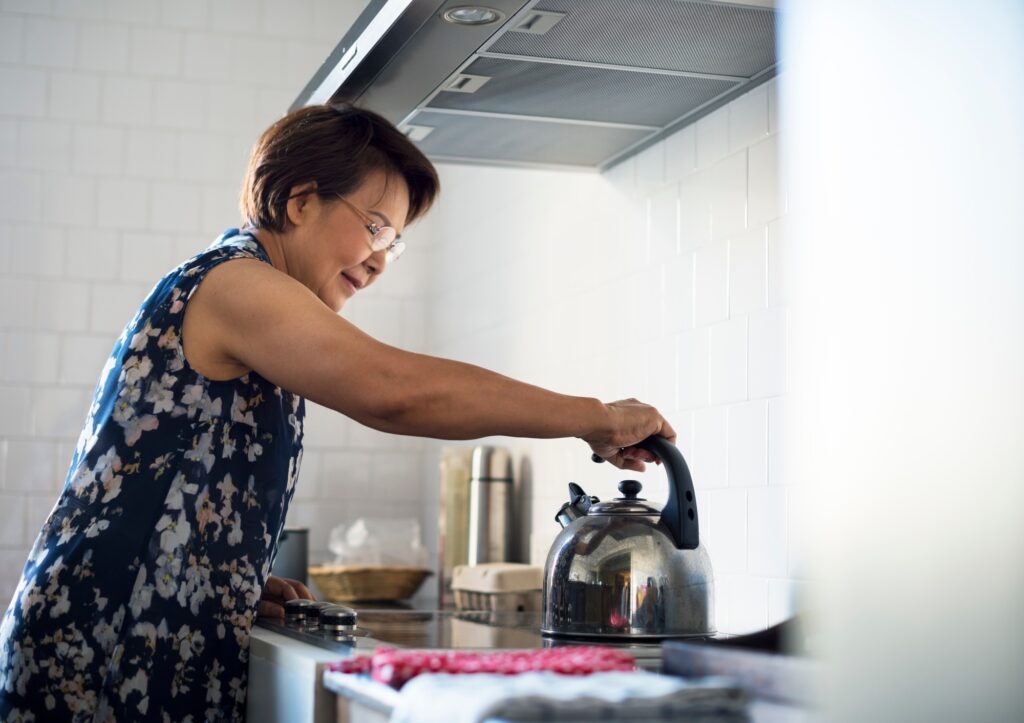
left=240, top=103, right=439, bottom=232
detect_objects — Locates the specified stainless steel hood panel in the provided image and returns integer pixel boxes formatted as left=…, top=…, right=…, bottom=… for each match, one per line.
left=485, top=0, right=776, bottom=77
left=292, top=0, right=777, bottom=171
left=426, top=56, right=737, bottom=128
left=410, top=109, right=653, bottom=167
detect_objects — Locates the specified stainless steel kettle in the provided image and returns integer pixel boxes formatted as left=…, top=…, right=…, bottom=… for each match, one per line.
left=541, top=435, right=715, bottom=639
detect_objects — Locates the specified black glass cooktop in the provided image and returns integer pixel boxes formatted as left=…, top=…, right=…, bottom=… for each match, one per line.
left=255, top=605, right=719, bottom=670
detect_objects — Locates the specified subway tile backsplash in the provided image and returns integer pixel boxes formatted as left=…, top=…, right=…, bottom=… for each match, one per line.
left=0, top=0, right=792, bottom=632
left=426, top=77, right=793, bottom=632
left=0, top=0, right=426, bottom=605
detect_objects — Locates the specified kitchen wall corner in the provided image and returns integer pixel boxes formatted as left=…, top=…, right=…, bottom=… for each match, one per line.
left=422, top=76, right=796, bottom=633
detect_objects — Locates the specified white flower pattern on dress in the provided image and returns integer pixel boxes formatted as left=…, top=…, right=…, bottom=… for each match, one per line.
left=0, top=230, right=305, bottom=721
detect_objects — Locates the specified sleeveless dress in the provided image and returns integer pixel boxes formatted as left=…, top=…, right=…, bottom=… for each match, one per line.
left=0, top=228, right=305, bottom=722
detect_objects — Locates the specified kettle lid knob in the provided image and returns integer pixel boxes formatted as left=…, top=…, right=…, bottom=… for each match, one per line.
left=617, top=479, right=643, bottom=499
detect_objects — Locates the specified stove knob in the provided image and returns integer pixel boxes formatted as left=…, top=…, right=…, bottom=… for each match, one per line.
left=295, top=600, right=331, bottom=628
left=284, top=598, right=316, bottom=625
left=320, top=605, right=358, bottom=632
left=309, top=601, right=333, bottom=615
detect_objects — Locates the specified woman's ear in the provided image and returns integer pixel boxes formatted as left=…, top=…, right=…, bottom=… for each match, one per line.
left=285, top=181, right=318, bottom=227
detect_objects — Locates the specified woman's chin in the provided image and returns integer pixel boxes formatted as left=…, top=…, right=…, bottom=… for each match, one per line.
left=320, top=292, right=347, bottom=313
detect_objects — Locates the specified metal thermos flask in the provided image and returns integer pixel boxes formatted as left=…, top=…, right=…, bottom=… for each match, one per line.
left=467, top=446, right=513, bottom=565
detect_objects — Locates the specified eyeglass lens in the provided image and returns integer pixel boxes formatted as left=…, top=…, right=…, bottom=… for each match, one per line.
left=371, top=227, right=404, bottom=261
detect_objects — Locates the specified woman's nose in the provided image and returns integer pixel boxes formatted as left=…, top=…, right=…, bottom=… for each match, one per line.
left=364, top=249, right=386, bottom=276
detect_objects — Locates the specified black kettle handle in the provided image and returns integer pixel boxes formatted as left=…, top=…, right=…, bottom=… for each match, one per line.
left=637, top=436, right=699, bottom=550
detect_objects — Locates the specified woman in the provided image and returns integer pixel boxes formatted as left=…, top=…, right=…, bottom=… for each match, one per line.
left=0, top=104, right=674, bottom=721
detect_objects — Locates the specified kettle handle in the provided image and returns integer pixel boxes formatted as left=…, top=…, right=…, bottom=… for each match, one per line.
left=637, top=436, right=699, bottom=550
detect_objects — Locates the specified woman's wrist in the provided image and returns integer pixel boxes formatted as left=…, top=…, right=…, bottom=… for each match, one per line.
left=574, top=396, right=610, bottom=440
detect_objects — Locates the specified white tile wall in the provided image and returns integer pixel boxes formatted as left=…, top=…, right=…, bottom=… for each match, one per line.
left=766, top=217, right=788, bottom=308
left=728, top=400, right=768, bottom=487
left=709, top=488, right=747, bottom=573
left=728, top=83, right=769, bottom=152
left=679, top=170, right=711, bottom=250
left=730, top=225, right=768, bottom=315
left=78, top=23, right=130, bottom=73
left=20, top=121, right=72, bottom=172
left=11, top=225, right=65, bottom=276
left=678, top=325, right=709, bottom=409
left=36, top=279, right=91, bottom=331
left=709, top=150, right=746, bottom=242
left=0, top=18, right=25, bottom=63
left=102, top=76, right=156, bottom=126
left=424, top=78, right=792, bottom=632
left=694, top=240, right=728, bottom=325
left=1, top=67, right=48, bottom=116
left=695, top=107, right=729, bottom=168
left=748, top=306, right=788, bottom=399
left=0, top=122, right=18, bottom=165
left=50, top=71, right=101, bottom=122
left=721, top=575, right=769, bottom=633
left=0, top=0, right=434, bottom=602
left=1, top=1, right=791, bottom=628
left=749, top=135, right=783, bottom=228
left=748, top=486, right=787, bottom=576
left=708, top=316, right=747, bottom=404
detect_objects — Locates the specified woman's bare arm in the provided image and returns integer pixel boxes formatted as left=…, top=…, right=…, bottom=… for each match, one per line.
left=185, top=259, right=674, bottom=466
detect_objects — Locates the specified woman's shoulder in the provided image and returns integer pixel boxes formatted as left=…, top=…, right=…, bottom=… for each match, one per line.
left=124, top=229, right=271, bottom=343
left=178, top=228, right=271, bottom=279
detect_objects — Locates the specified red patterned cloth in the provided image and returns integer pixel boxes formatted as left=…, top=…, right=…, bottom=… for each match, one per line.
left=327, top=647, right=637, bottom=689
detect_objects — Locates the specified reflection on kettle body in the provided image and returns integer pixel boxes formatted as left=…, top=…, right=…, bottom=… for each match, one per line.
left=633, top=576, right=666, bottom=631
left=542, top=436, right=715, bottom=639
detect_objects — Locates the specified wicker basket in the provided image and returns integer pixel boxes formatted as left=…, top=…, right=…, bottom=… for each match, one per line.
left=308, top=564, right=432, bottom=602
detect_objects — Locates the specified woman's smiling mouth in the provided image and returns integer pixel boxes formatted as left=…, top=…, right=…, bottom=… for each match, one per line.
left=340, top=272, right=360, bottom=294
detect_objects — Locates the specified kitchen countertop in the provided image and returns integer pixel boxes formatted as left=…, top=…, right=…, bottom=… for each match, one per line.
left=284, top=603, right=818, bottom=722
left=252, top=602, right=820, bottom=722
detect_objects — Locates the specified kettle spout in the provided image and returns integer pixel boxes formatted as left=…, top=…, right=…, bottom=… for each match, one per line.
left=554, top=483, right=597, bottom=528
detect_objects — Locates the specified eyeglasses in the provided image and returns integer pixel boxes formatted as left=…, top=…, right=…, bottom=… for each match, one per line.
left=333, top=195, right=405, bottom=262
left=284, top=190, right=405, bottom=262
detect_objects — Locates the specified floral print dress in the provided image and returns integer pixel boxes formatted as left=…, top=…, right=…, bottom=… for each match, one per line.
left=0, top=229, right=305, bottom=722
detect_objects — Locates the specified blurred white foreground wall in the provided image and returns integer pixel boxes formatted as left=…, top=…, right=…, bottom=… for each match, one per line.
left=780, top=0, right=1024, bottom=720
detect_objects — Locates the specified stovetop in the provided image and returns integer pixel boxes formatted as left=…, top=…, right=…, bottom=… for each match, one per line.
left=256, top=606, right=718, bottom=670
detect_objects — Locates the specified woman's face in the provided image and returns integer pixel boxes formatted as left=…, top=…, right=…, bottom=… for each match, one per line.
left=285, top=169, right=410, bottom=312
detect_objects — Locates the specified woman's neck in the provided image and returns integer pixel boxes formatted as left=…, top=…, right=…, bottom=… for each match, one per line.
left=249, top=227, right=290, bottom=276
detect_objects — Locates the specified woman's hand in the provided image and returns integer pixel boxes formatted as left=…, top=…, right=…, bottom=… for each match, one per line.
left=581, top=398, right=677, bottom=472
left=258, top=575, right=316, bottom=619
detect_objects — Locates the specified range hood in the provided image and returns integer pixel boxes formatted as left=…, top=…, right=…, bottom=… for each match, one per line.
left=291, top=0, right=778, bottom=171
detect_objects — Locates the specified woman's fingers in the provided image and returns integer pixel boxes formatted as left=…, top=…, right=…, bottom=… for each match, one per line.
left=259, top=601, right=284, bottom=619
left=261, top=575, right=317, bottom=611
left=282, top=577, right=315, bottom=600
left=603, top=449, right=647, bottom=472
left=583, top=399, right=680, bottom=467
left=264, top=575, right=299, bottom=602
left=622, top=446, right=658, bottom=464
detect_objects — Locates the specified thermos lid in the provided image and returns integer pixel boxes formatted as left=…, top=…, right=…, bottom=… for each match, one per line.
left=471, top=446, right=513, bottom=481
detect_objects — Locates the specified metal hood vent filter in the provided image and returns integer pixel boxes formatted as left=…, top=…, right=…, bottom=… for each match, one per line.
left=410, top=109, right=652, bottom=167
left=292, top=0, right=778, bottom=171
left=490, top=0, right=776, bottom=77
left=426, top=56, right=737, bottom=128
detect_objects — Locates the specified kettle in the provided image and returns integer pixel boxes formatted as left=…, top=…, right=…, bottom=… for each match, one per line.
left=541, top=436, right=714, bottom=639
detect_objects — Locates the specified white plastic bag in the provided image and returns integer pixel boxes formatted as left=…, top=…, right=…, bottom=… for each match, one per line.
left=328, top=517, right=427, bottom=567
